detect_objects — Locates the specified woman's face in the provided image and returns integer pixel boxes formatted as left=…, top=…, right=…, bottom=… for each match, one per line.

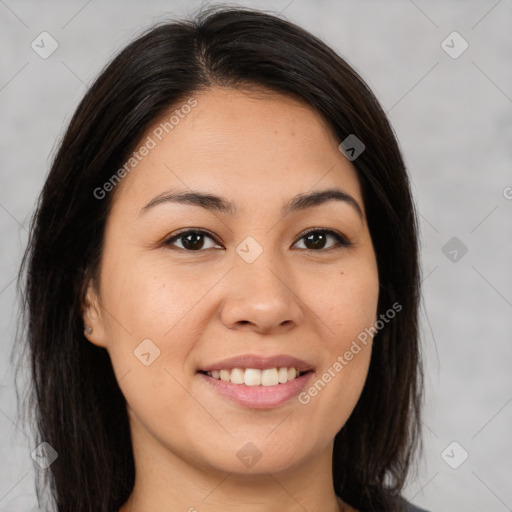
left=84, top=87, right=379, bottom=476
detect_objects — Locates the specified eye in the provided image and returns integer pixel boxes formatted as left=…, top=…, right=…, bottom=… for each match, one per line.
left=293, top=228, right=352, bottom=252
left=163, top=230, right=221, bottom=251
left=163, top=228, right=352, bottom=252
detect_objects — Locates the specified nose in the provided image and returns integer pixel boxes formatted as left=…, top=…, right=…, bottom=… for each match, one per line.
left=219, top=250, right=304, bottom=335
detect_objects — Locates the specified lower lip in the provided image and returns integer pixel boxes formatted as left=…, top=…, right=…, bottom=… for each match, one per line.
left=197, top=372, right=314, bottom=409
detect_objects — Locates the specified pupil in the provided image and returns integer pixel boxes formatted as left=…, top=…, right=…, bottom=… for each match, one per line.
left=183, top=233, right=204, bottom=250
left=305, top=232, right=326, bottom=250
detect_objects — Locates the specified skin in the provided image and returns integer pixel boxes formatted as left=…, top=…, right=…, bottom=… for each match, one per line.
left=82, top=86, right=379, bottom=512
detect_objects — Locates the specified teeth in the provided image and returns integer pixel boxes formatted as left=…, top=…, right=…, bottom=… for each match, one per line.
left=245, top=368, right=261, bottom=386
left=278, top=367, right=288, bottom=383
left=261, top=368, right=278, bottom=386
left=230, top=368, right=245, bottom=384
left=204, top=367, right=304, bottom=386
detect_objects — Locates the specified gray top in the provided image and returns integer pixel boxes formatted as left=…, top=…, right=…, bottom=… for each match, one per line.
left=403, top=497, right=430, bottom=512
left=340, top=495, right=430, bottom=511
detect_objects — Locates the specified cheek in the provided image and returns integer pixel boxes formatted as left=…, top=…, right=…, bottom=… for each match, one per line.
left=304, top=259, right=380, bottom=346
left=98, top=253, right=220, bottom=393
left=297, top=256, right=378, bottom=416
left=101, top=252, right=204, bottom=336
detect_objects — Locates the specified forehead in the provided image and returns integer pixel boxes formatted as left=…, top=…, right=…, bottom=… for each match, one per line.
left=110, top=86, right=363, bottom=216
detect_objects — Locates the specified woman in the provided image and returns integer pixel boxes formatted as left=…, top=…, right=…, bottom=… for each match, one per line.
left=15, top=5, right=428, bottom=512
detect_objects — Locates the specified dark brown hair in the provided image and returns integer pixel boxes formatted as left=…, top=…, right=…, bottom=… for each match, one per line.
left=14, top=4, right=423, bottom=511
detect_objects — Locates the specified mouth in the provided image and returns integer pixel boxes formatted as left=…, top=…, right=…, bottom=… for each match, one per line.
left=196, top=354, right=315, bottom=409
left=198, top=367, right=310, bottom=386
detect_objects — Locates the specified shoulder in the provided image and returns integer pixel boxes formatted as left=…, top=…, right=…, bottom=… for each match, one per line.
left=401, top=496, right=431, bottom=512
left=342, top=495, right=431, bottom=512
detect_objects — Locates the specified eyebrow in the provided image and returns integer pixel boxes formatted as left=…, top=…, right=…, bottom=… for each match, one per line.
left=139, top=187, right=364, bottom=221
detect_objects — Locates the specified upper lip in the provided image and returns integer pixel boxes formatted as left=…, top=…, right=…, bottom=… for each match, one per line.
left=197, top=354, right=315, bottom=373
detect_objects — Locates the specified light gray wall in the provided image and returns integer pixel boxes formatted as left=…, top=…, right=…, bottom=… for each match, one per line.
left=1, top=1, right=511, bottom=511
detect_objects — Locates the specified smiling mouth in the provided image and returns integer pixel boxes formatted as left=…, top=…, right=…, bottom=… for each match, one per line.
left=198, top=367, right=311, bottom=386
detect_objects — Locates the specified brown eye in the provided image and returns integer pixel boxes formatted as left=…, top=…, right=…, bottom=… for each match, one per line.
left=294, top=229, right=352, bottom=251
left=164, top=230, right=221, bottom=251
left=164, top=228, right=351, bottom=253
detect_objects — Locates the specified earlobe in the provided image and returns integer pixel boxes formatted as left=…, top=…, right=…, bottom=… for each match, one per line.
left=82, top=279, right=108, bottom=348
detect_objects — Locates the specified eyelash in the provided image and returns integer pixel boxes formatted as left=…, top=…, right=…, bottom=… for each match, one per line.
left=163, top=228, right=353, bottom=253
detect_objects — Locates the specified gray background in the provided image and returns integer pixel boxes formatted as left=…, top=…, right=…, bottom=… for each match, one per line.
left=1, top=1, right=511, bottom=511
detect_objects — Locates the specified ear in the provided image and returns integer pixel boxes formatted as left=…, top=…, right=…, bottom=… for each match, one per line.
left=82, top=278, right=108, bottom=348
